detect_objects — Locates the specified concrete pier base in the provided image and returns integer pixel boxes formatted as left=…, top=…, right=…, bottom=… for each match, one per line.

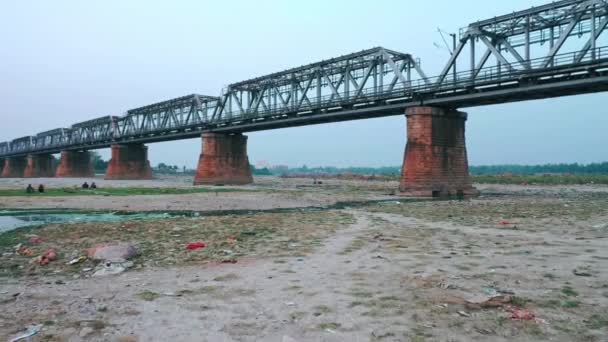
left=193, top=133, right=253, bottom=185
left=399, top=106, right=479, bottom=198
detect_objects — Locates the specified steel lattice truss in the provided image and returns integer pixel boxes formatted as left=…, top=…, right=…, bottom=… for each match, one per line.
left=2, top=0, right=608, bottom=158
left=436, top=0, right=608, bottom=89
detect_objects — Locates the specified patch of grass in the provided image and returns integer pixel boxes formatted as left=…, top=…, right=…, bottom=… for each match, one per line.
left=543, top=273, right=557, bottom=280
left=561, top=286, right=579, bottom=297
left=586, top=314, right=608, bottom=329
left=562, top=300, right=581, bottom=308
left=213, top=273, right=239, bottom=282
left=0, top=187, right=252, bottom=197
left=0, top=210, right=353, bottom=278
left=177, top=286, right=218, bottom=296
left=511, top=296, right=530, bottom=307
left=313, top=305, right=332, bottom=315
left=472, top=174, right=608, bottom=185
left=137, top=290, right=160, bottom=301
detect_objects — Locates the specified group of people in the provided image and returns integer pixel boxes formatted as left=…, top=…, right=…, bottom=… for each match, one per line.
left=26, top=181, right=98, bottom=193
left=26, top=184, right=44, bottom=193
left=81, top=182, right=97, bottom=189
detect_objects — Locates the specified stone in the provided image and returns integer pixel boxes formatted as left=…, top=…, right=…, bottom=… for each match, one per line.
left=79, top=327, right=94, bottom=338
left=193, top=133, right=253, bottom=185
left=92, top=262, right=127, bottom=277
left=55, top=151, right=94, bottom=177
left=105, top=144, right=153, bottom=180
left=399, top=106, right=479, bottom=198
left=88, top=243, right=138, bottom=262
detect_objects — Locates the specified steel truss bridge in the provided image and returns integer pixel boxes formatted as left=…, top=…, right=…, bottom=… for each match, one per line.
left=2, top=0, right=608, bottom=158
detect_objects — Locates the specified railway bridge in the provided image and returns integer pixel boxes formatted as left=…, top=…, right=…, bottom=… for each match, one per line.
left=2, top=0, right=608, bottom=197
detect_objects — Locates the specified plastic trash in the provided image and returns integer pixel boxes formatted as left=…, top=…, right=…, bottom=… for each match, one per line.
left=28, top=236, right=42, bottom=244
left=9, top=324, right=43, bottom=342
left=39, top=249, right=57, bottom=265
left=509, top=307, right=535, bottom=320
left=186, top=242, right=206, bottom=250
left=67, top=256, right=87, bottom=265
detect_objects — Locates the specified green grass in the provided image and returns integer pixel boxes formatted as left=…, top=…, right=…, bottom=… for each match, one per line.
left=472, top=174, right=608, bottom=185
left=561, top=286, right=579, bottom=297
left=137, top=290, right=161, bottom=301
left=0, top=186, right=252, bottom=197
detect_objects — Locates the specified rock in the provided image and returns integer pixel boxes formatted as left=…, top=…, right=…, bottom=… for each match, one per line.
left=93, top=262, right=128, bottom=277
left=88, top=243, right=138, bottom=262
left=79, top=327, right=94, bottom=338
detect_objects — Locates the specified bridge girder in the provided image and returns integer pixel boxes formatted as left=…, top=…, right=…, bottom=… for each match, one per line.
left=1, top=0, right=608, bottom=158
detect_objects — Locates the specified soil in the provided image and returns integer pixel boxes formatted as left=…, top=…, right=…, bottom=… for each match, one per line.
left=0, top=176, right=607, bottom=341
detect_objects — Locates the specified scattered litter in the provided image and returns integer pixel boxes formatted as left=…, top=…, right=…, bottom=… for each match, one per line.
left=82, top=267, right=93, bottom=272
left=88, top=243, right=138, bottom=261
left=509, top=307, right=535, bottom=321
left=483, top=287, right=498, bottom=297
left=439, top=282, right=457, bottom=290
left=457, top=310, right=471, bottom=317
left=39, top=249, right=57, bottom=265
left=68, top=256, right=87, bottom=265
left=9, top=324, right=43, bottom=342
left=186, top=242, right=206, bottom=250
left=573, top=268, right=592, bottom=277
left=499, top=221, right=518, bottom=226
left=465, top=295, right=512, bottom=309
left=28, top=236, right=42, bottom=244
left=284, top=302, right=296, bottom=307
left=17, top=246, right=34, bottom=257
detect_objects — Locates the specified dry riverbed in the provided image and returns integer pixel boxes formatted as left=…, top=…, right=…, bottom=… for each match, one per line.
left=0, top=176, right=607, bottom=341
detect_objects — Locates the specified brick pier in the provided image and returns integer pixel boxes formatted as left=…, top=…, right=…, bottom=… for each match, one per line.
left=193, top=133, right=253, bottom=185
left=1, top=156, right=27, bottom=178
left=24, top=154, right=56, bottom=178
left=400, top=106, right=478, bottom=198
left=105, top=144, right=153, bottom=180
left=55, top=151, right=94, bottom=178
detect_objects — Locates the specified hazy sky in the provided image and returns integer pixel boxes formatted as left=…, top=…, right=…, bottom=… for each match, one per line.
left=1, top=0, right=606, bottom=168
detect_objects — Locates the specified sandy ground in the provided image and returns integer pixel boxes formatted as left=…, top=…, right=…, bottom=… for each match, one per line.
left=1, top=177, right=607, bottom=341
left=0, top=175, right=395, bottom=211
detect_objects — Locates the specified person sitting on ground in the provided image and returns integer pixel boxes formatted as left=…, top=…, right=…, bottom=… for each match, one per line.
left=90, top=182, right=97, bottom=189
left=82, top=182, right=89, bottom=189
left=26, top=184, right=34, bottom=193
left=38, top=184, right=45, bottom=193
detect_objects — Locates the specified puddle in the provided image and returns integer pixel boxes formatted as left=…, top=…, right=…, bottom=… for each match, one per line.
left=0, top=209, right=174, bottom=233
left=0, top=198, right=434, bottom=233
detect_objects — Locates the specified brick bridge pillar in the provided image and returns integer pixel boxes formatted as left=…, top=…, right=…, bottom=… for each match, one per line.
left=56, top=150, right=94, bottom=177
left=1, top=156, right=27, bottom=178
left=105, top=144, right=153, bottom=180
left=24, top=154, right=56, bottom=178
left=194, top=133, right=253, bottom=185
left=400, top=106, right=479, bottom=198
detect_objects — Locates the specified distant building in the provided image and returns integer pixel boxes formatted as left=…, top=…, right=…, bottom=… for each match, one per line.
left=271, top=164, right=289, bottom=171
left=255, top=160, right=271, bottom=169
